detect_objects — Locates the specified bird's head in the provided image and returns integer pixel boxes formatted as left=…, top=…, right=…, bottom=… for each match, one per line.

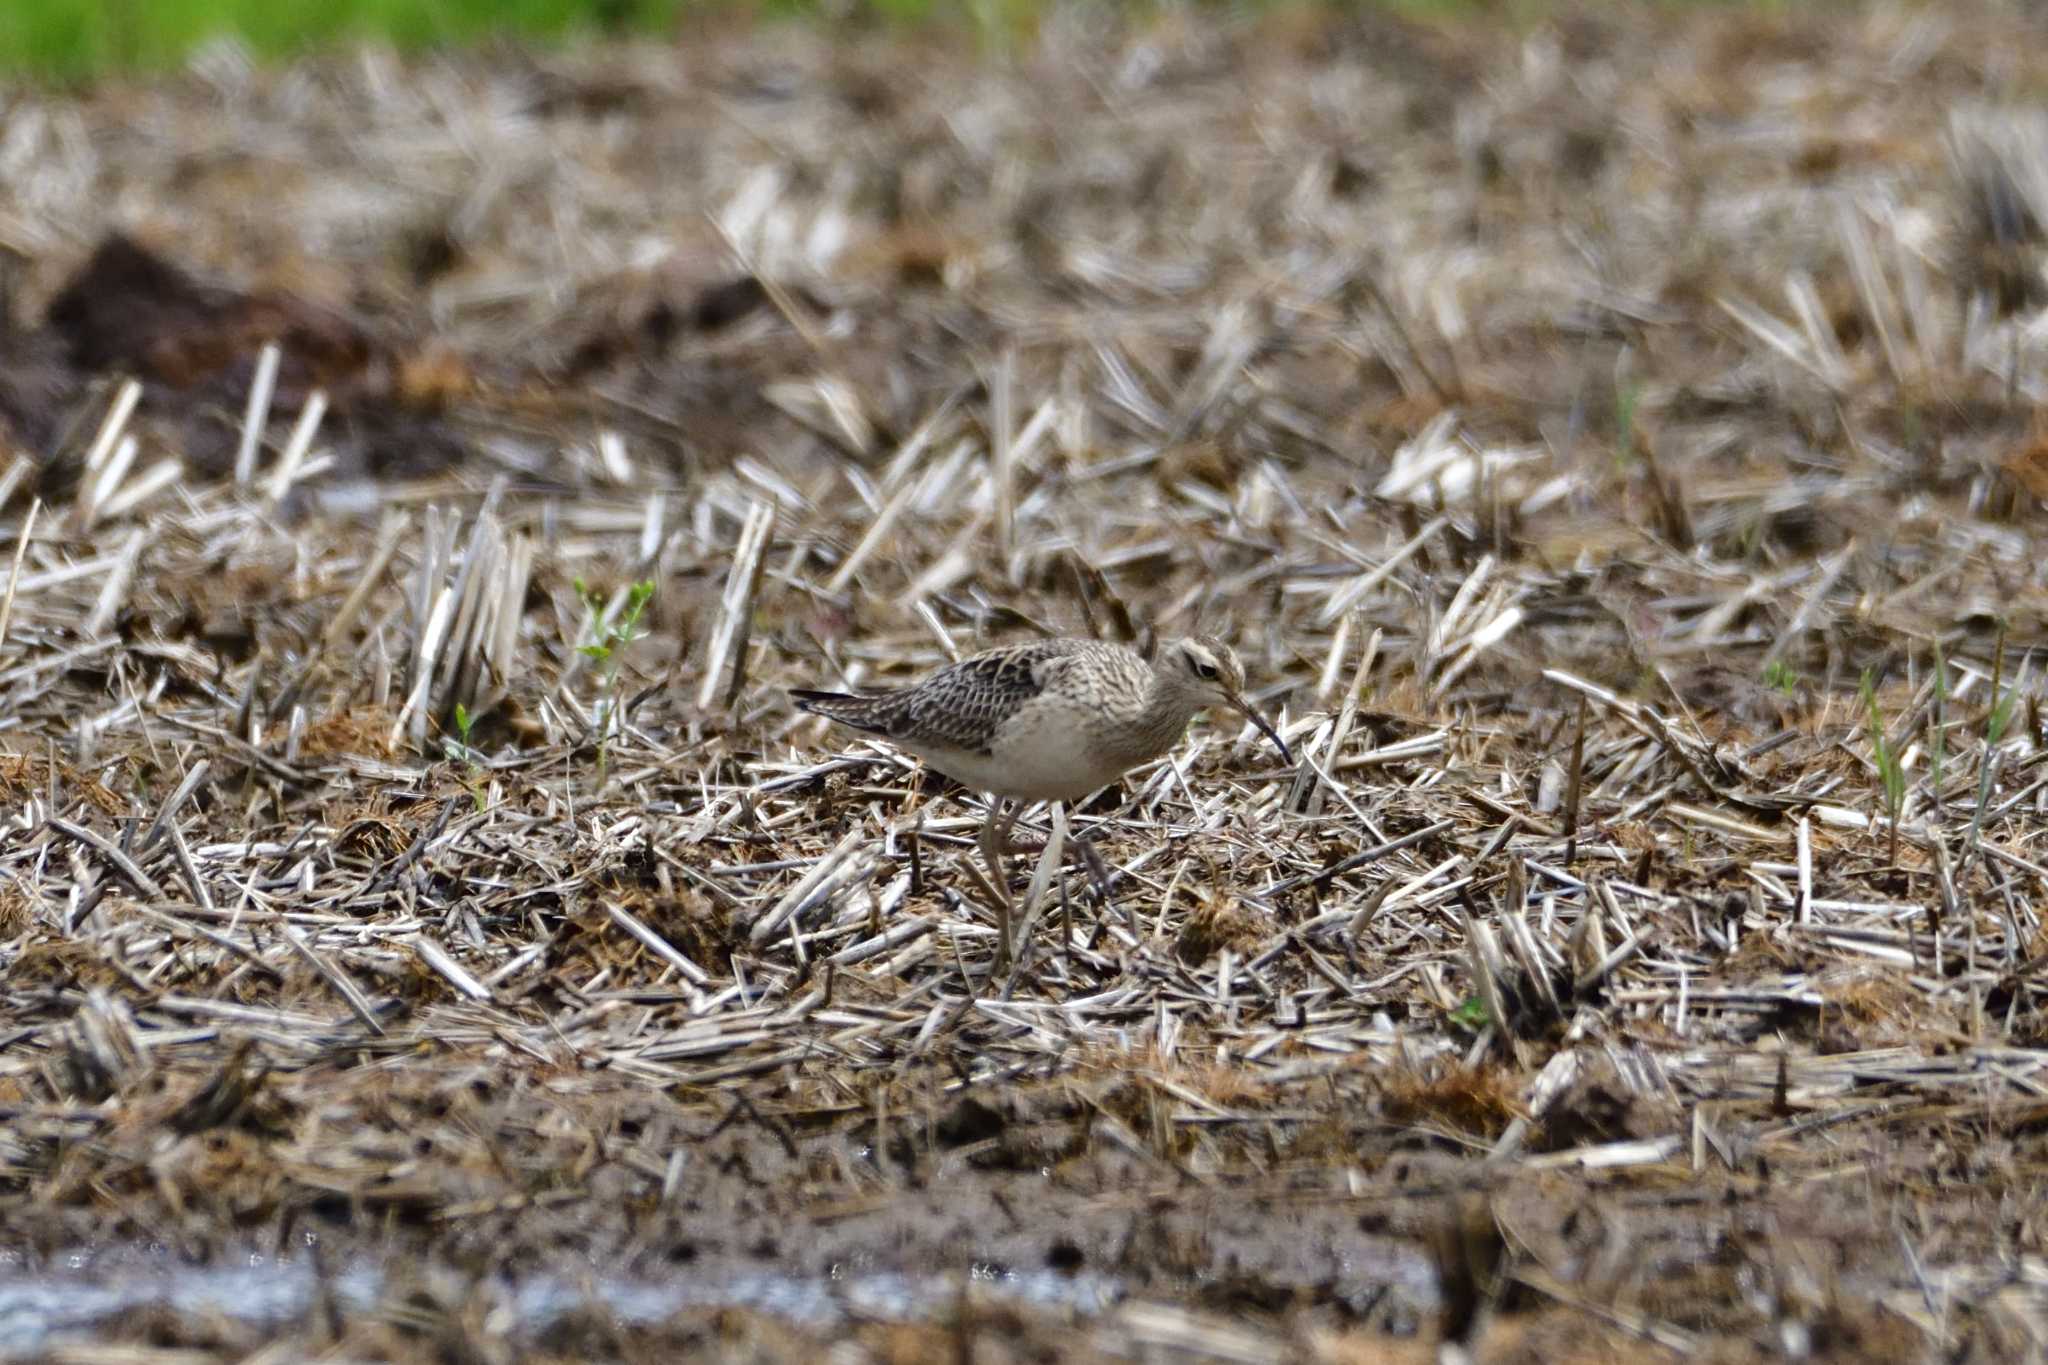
left=1158, top=636, right=1292, bottom=765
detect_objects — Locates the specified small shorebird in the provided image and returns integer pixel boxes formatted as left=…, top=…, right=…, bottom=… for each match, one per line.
left=792, top=636, right=1291, bottom=937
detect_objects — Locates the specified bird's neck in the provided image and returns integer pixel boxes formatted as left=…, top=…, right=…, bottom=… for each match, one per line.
left=1127, top=678, right=1201, bottom=760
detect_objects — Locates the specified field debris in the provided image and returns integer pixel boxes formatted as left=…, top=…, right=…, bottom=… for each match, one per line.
left=5, top=2, right=2048, bottom=1359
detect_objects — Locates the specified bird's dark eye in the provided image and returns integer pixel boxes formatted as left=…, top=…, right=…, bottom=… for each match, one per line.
left=1188, top=654, right=1218, bottom=681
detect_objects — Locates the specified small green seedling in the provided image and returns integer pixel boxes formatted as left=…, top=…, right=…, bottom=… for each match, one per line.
left=1987, top=683, right=2017, bottom=749
left=1449, top=994, right=1491, bottom=1033
left=577, top=577, right=657, bottom=783
left=1762, top=659, right=1799, bottom=696
left=440, top=702, right=485, bottom=812
left=445, top=702, right=485, bottom=812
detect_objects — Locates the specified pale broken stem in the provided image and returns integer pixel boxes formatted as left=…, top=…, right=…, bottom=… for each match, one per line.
left=1316, top=513, right=1451, bottom=626
left=276, top=920, right=386, bottom=1037
left=699, top=499, right=775, bottom=712
left=1758, top=543, right=1855, bottom=673
left=234, top=342, right=281, bottom=486
left=636, top=488, right=663, bottom=561
left=747, top=826, right=865, bottom=946
left=1313, top=613, right=1353, bottom=706
left=83, top=528, right=144, bottom=639
left=412, top=936, right=490, bottom=1001
left=489, top=533, right=533, bottom=685
left=1796, top=815, right=1814, bottom=925
left=598, top=430, right=634, bottom=485
left=0, top=496, right=41, bottom=653
left=1838, top=199, right=1907, bottom=389
left=96, top=459, right=183, bottom=524
left=141, top=756, right=211, bottom=852
left=81, top=379, right=140, bottom=478
left=0, top=454, right=32, bottom=515
left=1303, top=625, right=1380, bottom=818
left=1358, top=271, right=1454, bottom=405
left=608, top=901, right=711, bottom=989
left=390, top=584, right=455, bottom=748
left=264, top=389, right=327, bottom=506
left=825, top=472, right=920, bottom=595
left=706, top=211, right=828, bottom=357
left=433, top=510, right=503, bottom=727
left=79, top=433, right=137, bottom=528
left=321, top=511, right=412, bottom=652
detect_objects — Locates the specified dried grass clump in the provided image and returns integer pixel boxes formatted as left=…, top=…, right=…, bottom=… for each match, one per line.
left=1379, top=1064, right=1526, bottom=1143
left=1174, top=895, right=1268, bottom=964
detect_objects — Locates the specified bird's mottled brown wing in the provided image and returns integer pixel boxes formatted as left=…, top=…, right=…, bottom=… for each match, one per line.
left=793, top=641, right=1089, bottom=756
left=893, top=646, right=1061, bottom=753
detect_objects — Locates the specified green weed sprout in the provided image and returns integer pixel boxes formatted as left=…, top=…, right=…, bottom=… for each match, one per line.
left=1987, top=682, right=2017, bottom=749
left=577, top=577, right=656, bottom=784
left=1762, top=659, right=1799, bottom=696
left=1449, top=994, right=1490, bottom=1033
left=441, top=701, right=486, bottom=813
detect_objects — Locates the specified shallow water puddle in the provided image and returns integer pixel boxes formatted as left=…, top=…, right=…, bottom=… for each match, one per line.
left=0, top=1245, right=1126, bottom=1352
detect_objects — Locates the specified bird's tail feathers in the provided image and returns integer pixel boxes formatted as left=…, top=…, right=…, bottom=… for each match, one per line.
left=789, top=688, right=896, bottom=735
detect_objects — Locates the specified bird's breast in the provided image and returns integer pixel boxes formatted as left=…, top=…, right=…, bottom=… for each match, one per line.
left=895, top=695, right=1167, bottom=802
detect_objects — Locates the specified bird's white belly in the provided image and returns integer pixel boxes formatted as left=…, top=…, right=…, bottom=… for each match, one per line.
left=912, top=698, right=1147, bottom=802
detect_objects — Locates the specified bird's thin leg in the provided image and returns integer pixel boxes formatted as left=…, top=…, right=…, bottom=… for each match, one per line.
left=979, top=797, right=1016, bottom=883
left=994, top=798, right=1026, bottom=856
left=980, top=797, right=1015, bottom=965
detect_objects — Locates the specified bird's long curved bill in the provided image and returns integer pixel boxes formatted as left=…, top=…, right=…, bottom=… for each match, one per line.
left=1232, top=697, right=1293, bottom=766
